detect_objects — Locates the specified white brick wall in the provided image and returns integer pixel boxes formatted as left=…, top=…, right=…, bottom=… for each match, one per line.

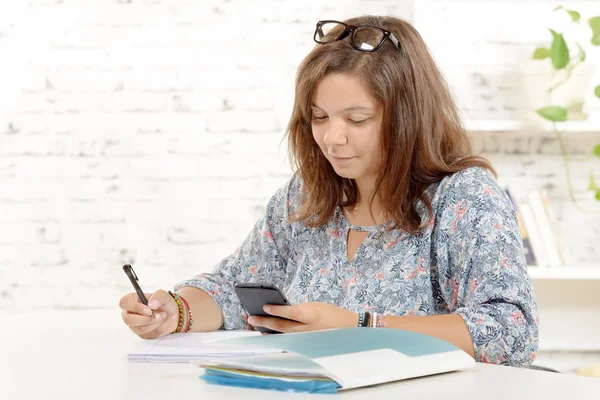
left=0, top=0, right=599, bottom=314
left=0, top=0, right=414, bottom=310
left=415, top=0, right=600, bottom=120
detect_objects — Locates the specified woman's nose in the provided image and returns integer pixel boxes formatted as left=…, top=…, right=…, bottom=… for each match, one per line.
left=323, top=121, right=348, bottom=146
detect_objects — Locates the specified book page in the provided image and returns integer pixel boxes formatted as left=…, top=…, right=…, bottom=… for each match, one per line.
left=128, top=330, right=282, bottom=363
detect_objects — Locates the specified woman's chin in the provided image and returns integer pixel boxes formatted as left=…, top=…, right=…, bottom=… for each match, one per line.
left=331, top=167, right=357, bottom=179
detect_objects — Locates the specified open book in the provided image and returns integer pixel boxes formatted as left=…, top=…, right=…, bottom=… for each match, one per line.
left=127, top=330, right=282, bottom=363
left=196, top=328, right=475, bottom=393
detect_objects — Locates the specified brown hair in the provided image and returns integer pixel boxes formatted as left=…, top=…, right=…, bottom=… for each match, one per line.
left=285, top=15, right=495, bottom=234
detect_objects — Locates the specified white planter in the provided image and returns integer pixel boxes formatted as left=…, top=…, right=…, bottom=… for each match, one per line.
left=518, top=59, right=596, bottom=128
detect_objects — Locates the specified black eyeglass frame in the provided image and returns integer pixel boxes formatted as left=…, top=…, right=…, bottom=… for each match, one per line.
left=313, top=20, right=401, bottom=53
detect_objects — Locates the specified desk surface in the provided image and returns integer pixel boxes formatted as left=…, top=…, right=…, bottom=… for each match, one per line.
left=1, top=309, right=598, bottom=400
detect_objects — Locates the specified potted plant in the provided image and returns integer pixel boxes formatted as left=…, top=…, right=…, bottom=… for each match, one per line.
left=529, top=5, right=600, bottom=203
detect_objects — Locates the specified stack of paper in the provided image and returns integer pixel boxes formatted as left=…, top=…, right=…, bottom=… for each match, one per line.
left=197, top=352, right=340, bottom=394
left=127, top=331, right=283, bottom=363
left=196, top=328, right=475, bottom=393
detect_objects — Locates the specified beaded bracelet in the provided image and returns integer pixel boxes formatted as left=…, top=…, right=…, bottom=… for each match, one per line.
left=358, top=311, right=383, bottom=328
left=169, top=291, right=185, bottom=333
left=356, top=311, right=372, bottom=327
left=363, top=311, right=371, bottom=328
left=371, top=312, right=385, bottom=328
left=169, top=291, right=194, bottom=334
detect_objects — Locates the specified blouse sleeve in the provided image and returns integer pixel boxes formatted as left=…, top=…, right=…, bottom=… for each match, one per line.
left=432, top=167, right=540, bottom=367
left=173, top=176, right=298, bottom=330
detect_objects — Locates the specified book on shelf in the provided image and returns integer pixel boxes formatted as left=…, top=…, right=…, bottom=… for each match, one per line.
left=527, top=190, right=564, bottom=267
left=505, top=188, right=539, bottom=267
left=504, top=187, right=570, bottom=268
left=518, top=201, right=550, bottom=267
left=538, top=189, right=571, bottom=266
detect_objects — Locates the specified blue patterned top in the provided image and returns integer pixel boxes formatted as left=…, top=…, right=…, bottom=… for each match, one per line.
left=175, top=167, right=539, bottom=367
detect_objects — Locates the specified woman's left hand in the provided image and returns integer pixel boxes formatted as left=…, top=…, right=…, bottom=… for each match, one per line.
left=247, top=302, right=358, bottom=333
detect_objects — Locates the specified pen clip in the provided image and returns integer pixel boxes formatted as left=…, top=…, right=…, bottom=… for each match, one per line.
left=123, top=264, right=138, bottom=281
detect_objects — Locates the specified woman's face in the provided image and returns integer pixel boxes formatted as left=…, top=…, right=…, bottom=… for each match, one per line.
left=311, top=73, right=383, bottom=185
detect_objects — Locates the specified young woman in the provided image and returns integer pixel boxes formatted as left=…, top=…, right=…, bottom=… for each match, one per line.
left=119, top=16, right=539, bottom=368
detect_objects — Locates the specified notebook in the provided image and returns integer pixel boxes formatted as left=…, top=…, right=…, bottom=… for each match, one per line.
left=195, top=327, right=476, bottom=392
left=127, top=330, right=283, bottom=363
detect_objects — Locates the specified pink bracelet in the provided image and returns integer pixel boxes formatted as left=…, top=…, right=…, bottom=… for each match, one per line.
left=371, top=312, right=385, bottom=328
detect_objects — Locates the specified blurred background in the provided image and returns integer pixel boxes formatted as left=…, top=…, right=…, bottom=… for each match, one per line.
left=1, top=0, right=599, bottom=374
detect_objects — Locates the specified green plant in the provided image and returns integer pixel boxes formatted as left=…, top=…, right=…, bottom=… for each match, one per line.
left=532, top=6, right=600, bottom=203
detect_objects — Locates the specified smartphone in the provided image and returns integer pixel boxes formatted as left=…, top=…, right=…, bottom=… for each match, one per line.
left=234, top=283, right=292, bottom=334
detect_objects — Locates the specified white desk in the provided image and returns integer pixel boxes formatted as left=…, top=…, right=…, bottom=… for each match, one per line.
left=1, top=309, right=598, bottom=400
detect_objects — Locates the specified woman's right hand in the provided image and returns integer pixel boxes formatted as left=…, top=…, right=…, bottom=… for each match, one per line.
left=119, top=289, right=180, bottom=339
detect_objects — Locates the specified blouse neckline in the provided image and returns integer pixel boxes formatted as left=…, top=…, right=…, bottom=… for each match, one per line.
left=335, top=206, right=394, bottom=233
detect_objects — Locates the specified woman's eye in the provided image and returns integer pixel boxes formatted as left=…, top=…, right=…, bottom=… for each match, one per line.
left=312, top=116, right=328, bottom=121
left=349, top=119, right=367, bottom=125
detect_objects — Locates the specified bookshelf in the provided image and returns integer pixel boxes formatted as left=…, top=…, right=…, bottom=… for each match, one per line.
left=466, top=119, right=600, bottom=352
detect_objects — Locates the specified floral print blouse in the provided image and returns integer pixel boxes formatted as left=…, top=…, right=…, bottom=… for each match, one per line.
left=175, top=166, right=539, bottom=367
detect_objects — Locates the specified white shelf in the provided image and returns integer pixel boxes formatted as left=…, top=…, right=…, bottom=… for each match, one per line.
left=528, top=266, right=600, bottom=280
left=465, top=119, right=600, bottom=134
left=537, top=309, right=600, bottom=352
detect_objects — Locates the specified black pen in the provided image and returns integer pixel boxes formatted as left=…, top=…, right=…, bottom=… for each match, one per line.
left=123, top=264, right=149, bottom=306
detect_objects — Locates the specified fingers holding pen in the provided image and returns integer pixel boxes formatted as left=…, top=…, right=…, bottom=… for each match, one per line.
left=119, top=292, right=154, bottom=316
left=135, top=314, right=180, bottom=338
left=121, top=309, right=167, bottom=327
